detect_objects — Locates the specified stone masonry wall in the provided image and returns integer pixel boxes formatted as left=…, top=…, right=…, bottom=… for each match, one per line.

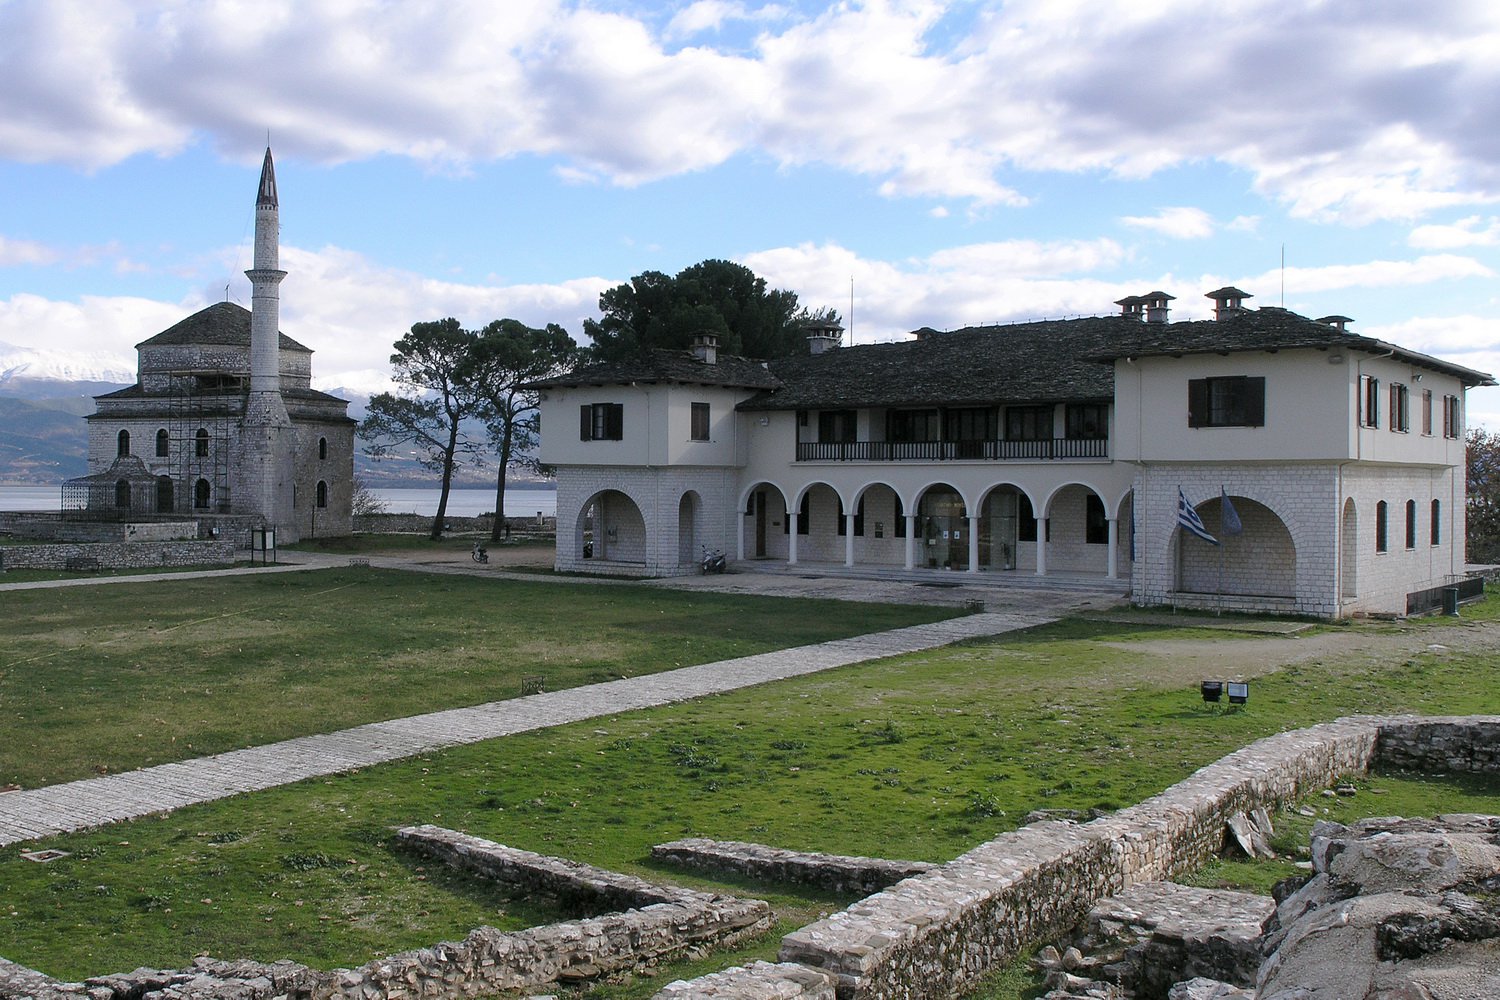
left=0, top=540, right=234, bottom=572
left=773, top=715, right=1498, bottom=1000
left=651, top=839, right=935, bottom=897
left=0, top=827, right=771, bottom=1000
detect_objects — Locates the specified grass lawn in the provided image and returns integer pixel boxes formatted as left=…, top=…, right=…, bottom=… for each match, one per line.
left=0, top=568, right=960, bottom=788
left=2, top=599, right=1498, bottom=995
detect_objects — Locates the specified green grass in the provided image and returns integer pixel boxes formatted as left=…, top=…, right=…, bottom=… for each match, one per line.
left=0, top=562, right=254, bottom=585
left=2, top=595, right=1497, bottom=995
left=0, top=568, right=959, bottom=788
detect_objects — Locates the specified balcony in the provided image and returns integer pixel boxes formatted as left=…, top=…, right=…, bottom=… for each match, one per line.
left=795, top=438, right=1109, bottom=462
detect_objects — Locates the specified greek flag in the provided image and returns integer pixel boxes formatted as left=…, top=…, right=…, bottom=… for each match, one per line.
left=1220, top=488, right=1243, bottom=536
left=1178, top=487, right=1219, bottom=545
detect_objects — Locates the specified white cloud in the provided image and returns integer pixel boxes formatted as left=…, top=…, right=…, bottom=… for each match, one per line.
left=1245, top=255, right=1495, bottom=297
left=6, top=1, right=1493, bottom=220
left=0, top=235, right=61, bottom=266
left=1409, top=216, right=1500, bottom=249
left=1120, top=207, right=1214, bottom=240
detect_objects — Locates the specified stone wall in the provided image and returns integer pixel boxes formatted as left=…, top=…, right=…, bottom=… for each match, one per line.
left=0, top=539, right=234, bottom=572
left=651, top=838, right=935, bottom=896
left=772, top=715, right=1498, bottom=1000
left=351, top=513, right=557, bottom=536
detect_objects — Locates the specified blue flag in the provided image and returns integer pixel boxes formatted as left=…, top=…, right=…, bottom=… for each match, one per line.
left=1221, top=488, right=1243, bottom=536
left=1178, top=487, right=1219, bottom=545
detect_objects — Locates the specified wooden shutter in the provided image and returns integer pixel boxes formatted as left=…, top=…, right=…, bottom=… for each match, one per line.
left=1245, top=377, right=1266, bottom=427
left=580, top=404, right=592, bottom=440
left=606, top=403, right=623, bottom=440
left=1187, top=379, right=1208, bottom=427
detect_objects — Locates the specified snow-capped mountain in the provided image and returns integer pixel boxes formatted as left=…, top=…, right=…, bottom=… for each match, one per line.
left=0, top=341, right=135, bottom=390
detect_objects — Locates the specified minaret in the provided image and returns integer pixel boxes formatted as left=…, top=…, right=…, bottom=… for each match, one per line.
left=242, top=147, right=297, bottom=539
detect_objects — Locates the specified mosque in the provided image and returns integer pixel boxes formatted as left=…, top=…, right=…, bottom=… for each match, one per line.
left=65, top=149, right=354, bottom=542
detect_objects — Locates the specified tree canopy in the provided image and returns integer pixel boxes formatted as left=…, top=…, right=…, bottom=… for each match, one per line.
left=1468, top=427, right=1500, bottom=563
left=583, top=259, right=839, bottom=361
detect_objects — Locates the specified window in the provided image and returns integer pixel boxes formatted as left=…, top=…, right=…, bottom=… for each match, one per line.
left=1085, top=494, right=1108, bottom=544
left=316, top=480, right=328, bottom=508
left=194, top=478, right=211, bottom=510
left=1006, top=405, right=1054, bottom=441
left=690, top=402, right=710, bottom=442
left=114, top=480, right=131, bottom=508
left=944, top=407, right=997, bottom=441
left=318, top=436, right=328, bottom=460
left=1360, top=375, right=1380, bottom=428
left=1066, top=404, right=1109, bottom=439
left=1443, top=395, right=1461, bottom=439
left=782, top=493, right=811, bottom=534
left=887, top=408, right=939, bottom=442
left=1432, top=499, right=1441, bottom=546
left=1390, top=383, right=1409, bottom=433
left=1405, top=499, right=1416, bottom=549
left=818, top=409, right=857, bottom=443
left=195, top=428, right=209, bottom=457
left=1188, top=376, right=1265, bottom=428
left=117, top=429, right=130, bottom=457
left=836, top=497, right=865, bottom=537
left=155, top=429, right=169, bottom=457
left=1375, top=500, right=1388, bottom=553
left=1017, top=492, right=1037, bottom=542
left=579, top=402, right=624, bottom=441
left=1422, top=389, right=1433, bottom=435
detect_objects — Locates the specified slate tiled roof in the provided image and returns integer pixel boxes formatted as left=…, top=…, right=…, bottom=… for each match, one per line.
left=738, top=318, right=1125, bottom=411
left=92, top=384, right=349, bottom=404
left=1086, top=308, right=1496, bottom=386
left=136, top=302, right=312, bottom=353
left=528, top=348, right=782, bottom=390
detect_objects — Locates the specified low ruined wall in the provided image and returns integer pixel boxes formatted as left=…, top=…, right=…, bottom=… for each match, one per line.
left=352, top=513, right=556, bottom=536
left=774, top=715, right=1499, bottom=1000
left=652, top=961, right=837, bottom=999
left=0, top=539, right=234, bottom=572
left=651, top=839, right=935, bottom=896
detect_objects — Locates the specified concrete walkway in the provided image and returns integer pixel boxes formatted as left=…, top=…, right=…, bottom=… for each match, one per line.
left=0, top=611, right=1052, bottom=847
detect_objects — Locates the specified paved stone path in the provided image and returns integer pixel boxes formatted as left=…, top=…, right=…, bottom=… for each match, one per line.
left=0, top=611, right=1051, bottom=847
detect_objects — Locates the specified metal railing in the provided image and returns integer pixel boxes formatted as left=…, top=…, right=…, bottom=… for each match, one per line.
left=795, top=438, right=1108, bottom=462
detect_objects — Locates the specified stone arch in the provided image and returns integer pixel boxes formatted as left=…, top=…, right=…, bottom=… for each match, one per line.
left=316, top=480, right=329, bottom=508
left=739, top=481, right=789, bottom=560
left=678, top=490, right=701, bottom=566
left=117, top=429, right=130, bottom=458
left=1041, top=482, right=1112, bottom=574
left=318, top=436, right=328, bottom=460
left=1175, top=494, right=1296, bottom=599
left=1341, top=497, right=1358, bottom=599
left=155, top=428, right=169, bottom=457
left=195, top=428, right=210, bottom=457
left=575, top=488, right=647, bottom=565
left=788, top=481, right=842, bottom=562
left=915, top=482, right=968, bottom=571
left=156, top=476, right=174, bottom=513
left=850, top=481, right=908, bottom=562
left=194, top=478, right=211, bottom=510
left=975, top=482, right=1038, bottom=572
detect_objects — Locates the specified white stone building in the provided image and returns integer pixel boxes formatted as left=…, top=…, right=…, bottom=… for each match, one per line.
left=533, top=291, right=1493, bottom=618
left=70, top=149, right=354, bottom=542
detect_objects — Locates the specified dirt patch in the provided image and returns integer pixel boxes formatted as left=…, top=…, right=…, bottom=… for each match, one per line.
left=1102, top=620, right=1500, bottom=688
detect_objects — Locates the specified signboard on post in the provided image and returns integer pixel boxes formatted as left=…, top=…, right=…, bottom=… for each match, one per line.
left=251, top=526, right=277, bottom=565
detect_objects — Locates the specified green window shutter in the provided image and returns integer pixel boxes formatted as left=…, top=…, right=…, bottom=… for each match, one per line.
left=1187, top=379, right=1208, bottom=427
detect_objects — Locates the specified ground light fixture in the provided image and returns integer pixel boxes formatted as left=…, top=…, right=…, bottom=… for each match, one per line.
left=1201, top=680, right=1249, bottom=705
left=1201, top=681, right=1223, bottom=703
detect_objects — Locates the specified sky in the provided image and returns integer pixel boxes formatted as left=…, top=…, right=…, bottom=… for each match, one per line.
left=1, top=0, right=1498, bottom=423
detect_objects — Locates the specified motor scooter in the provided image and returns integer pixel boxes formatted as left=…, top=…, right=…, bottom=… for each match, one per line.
left=700, top=546, right=726, bottom=574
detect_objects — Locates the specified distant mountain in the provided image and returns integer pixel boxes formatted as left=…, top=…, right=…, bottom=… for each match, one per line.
left=0, top=341, right=135, bottom=389
left=0, top=396, right=92, bottom=484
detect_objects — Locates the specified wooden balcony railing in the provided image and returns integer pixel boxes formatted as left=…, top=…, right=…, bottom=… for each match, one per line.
left=795, top=438, right=1108, bottom=462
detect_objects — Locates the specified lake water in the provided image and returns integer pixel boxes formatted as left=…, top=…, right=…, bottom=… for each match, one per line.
left=0, top=485, right=557, bottom=519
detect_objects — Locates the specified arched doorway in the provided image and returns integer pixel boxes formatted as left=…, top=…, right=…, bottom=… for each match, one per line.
left=156, top=476, right=174, bottom=513
left=741, top=483, right=788, bottom=560
left=853, top=483, right=906, bottom=568
left=1177, top=494, right=1295, bottom=598
left=194, top=478, right=211, bottom=510
left=917, top=484, right=967, bottom=570
left=978, top=484, right=1034, bottom=571
left=1341, top=498, right=1358, bottom=598
left=577, top=490, right=646, bottom=565
left=678, top=491, right=700, bottom=566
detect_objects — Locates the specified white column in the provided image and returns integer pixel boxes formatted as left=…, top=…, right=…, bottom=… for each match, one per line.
left=788, top=512, right=799, bottom=565
left=737, top=509, right=746, bottom=562
left=1106, top=517, right=1119, bottom=579
left=845, top=514, right=856, bottom=567
left=904, top=515, right=916, bottom=569
left=967, top=515, right=980, bottom=573
left=1035, top=517, right=1048, bottom=576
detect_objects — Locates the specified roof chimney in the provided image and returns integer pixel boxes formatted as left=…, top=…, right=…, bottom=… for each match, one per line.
left=805, top=319, right=844, bottom=355
left=1205, top=286, right=1252, bottom=320
left=1141, top=290, right=1175, bottom=324
left=1115, top=295, right=1145, bottom=321
left=1316, top=315, right=1354, bottom=332
left=690, top=331, right=719, bottom=365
